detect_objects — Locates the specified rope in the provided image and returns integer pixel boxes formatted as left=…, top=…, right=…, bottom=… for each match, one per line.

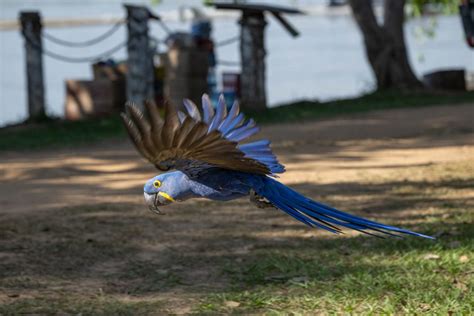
left=215, top=35, right=239, bottom=47
left=42, top=20, right=124, bottom=47
left=150, top=36, right=166, bottom=45
left=26, top=34, right=127, bottom=63
left=156, top=19, right=172, bottom=35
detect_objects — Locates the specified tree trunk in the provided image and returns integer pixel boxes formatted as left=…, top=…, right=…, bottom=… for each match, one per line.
left=349, top=0, right=423, bottom=90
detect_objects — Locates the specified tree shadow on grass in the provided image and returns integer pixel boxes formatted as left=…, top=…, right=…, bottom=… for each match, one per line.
left=0, top=175, right=472, bottom=300
left=1, top=148, right=472, bottom=313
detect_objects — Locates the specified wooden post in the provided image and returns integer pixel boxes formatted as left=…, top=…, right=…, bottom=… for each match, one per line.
left=20, top=11, right=46, bottom=120
left=124, top=5, right=154, bottom=110
left=212, top=3, right=302, bottom=110
left=239, top=11, right=267, bottom=111
left=161, top=48, right=209, bottom=110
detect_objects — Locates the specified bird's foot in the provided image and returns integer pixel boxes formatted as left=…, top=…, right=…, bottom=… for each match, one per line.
left=250, top=189, right=275, bottom=209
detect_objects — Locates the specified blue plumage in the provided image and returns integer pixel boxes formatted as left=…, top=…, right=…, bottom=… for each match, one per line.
left=201, top=94, right=214, bottom=124
left=208, top=95, right=226, bottom=132
left=125, top=94, right=432, bottom=239
left=238, top=140, right=284, bottom=174
left=145, top=169, right=432, bottom=239
left=219, top=101, right=240, bottom=133
left=255, top=176, right=433, bottom=238
left=222, top=113, right=245, bottom=135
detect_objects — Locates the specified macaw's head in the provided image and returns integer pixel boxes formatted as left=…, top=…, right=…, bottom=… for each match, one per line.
left=143, top=171, right=193, bottom=214
left=143, top=172, right=179, bottom=214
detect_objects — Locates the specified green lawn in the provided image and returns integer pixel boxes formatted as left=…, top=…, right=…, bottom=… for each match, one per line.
left=196, top=219, right=473, bottom=314
left=192, top=162, right=474, bottom=314
left=1, top=90, right=473, bottom=151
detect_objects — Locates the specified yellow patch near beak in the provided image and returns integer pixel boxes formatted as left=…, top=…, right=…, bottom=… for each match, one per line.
left=158, top=191, right=175, bottom=202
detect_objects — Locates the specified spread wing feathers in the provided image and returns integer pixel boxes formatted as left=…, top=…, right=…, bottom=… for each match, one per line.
left=205, top=95, right=285, bottom=174
left=121, top=95, right=284, bottom=175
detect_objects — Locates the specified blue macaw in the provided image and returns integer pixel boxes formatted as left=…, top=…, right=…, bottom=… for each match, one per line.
left=121, top=95, right=432, bottom=239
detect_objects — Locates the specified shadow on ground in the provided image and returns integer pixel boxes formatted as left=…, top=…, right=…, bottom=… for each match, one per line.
left=1, top=104, right=473, bottom=314
left=0, top=176, right=471, bottom=298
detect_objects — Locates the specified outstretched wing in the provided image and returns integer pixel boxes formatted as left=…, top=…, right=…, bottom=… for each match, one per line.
left=121, top=94, right=285, bottom=177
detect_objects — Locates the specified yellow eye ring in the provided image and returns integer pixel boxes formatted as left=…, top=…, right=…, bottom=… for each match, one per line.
left=153, top=180, right=161, bottom=188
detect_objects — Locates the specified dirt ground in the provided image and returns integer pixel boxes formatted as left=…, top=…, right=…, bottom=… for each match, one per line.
left=0, top=103, right=473, bottom=314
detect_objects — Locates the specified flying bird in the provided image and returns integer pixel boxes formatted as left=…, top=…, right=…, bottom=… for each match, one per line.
left=121, top=95, right=432, bottom=239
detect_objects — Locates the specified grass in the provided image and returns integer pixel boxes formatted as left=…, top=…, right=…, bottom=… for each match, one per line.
left=0, top=158, right=473, bottom=314
left=1, top=90, right=473, bottom=151
left=195, top=221, right=473, bottom=314
left=0, top=296, right=164, bottom=316
left=191, top=162, right=474, bottom=314
left=0, top=203, right=178, bottom=315
left=3, top=206, right=471, bottom=315
left=250, top=90, right=474, bottom=124
left=0, top=115, right=125, bottom=151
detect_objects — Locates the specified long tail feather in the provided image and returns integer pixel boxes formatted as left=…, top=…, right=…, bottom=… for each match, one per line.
left=258, top=177, right=434, bottom=239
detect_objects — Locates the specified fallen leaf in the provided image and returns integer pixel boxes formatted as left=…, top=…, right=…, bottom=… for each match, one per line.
left=265, top=274, right=288, bottom=282
left=453, top=279, right=468, bottom=292
left=419, top=303, right=431, bottom=311
left=290, top=276, right=309, bottom=283
left=224, top=301, right=240, bottom=308
left=423, top=253, right=440, bottom=260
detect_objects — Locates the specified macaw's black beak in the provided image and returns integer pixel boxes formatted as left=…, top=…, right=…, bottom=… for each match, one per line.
left=144, top=192, right=162, bottom=214
left=143, top=192, right=175, bottom=215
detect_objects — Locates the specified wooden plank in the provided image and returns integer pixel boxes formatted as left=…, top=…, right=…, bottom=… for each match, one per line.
left=212, top=2, right=303, bottom=14
left=270, top=12, right=300, bottom=37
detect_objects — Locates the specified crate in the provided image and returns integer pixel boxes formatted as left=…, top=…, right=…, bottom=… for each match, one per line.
left=92, top=62, right=127, bottom=81
left=161, top=48, right=209, bottom=78
left=65, top=79, right=125, bottom=120
left=423, top=69, right=466, bottom=91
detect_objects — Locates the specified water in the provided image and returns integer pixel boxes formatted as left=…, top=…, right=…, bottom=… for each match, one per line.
left=1, top=0, right=473, bottom=127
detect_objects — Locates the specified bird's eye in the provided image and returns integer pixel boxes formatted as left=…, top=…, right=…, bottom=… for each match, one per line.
left=153, top=180, right=161, bottom=188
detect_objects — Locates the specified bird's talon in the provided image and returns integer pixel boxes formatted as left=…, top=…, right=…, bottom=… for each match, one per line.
left=148, top=206, right=162, bottom=215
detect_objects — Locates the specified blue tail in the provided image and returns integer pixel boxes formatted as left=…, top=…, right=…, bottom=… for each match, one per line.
left=257, top=177, right=433, bottom=239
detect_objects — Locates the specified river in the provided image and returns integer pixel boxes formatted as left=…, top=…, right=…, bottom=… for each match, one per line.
left=0, top=0, right=472, bottom=127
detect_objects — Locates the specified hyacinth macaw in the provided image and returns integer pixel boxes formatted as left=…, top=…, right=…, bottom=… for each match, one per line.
left=121, top=95, right=432, bottom=239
